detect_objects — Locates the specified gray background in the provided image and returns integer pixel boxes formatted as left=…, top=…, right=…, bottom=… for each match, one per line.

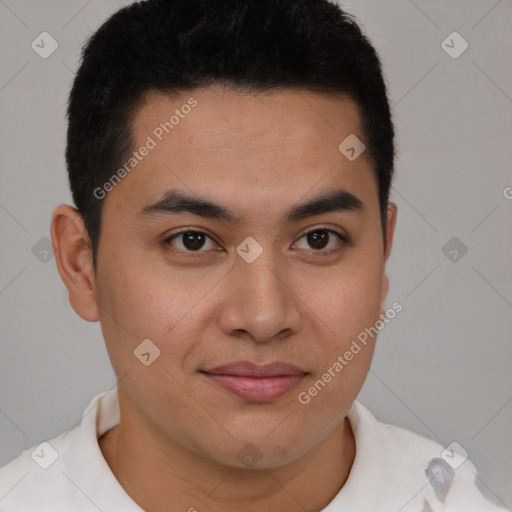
left=1, top=0, right=511, bottom=508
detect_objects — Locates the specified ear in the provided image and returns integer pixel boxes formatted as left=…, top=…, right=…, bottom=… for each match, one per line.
left=380, top=202, right=398, bottom=309
left=50, top=204, right=99, bottom=322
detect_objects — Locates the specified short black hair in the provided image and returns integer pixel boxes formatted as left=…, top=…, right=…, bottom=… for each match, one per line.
left=66, top=0, right=396, bottom=270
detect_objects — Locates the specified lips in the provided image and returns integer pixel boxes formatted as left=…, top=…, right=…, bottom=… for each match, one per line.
left=201, top=361, right=307, bottom=402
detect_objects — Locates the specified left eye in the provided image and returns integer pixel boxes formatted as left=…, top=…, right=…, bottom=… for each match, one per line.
left=293, top=228, right=346, bottom=253
left=165, top=228, right=347, bottom=254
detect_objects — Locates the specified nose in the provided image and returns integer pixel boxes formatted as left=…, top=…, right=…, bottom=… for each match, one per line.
left=215, top=254, right=302, bottom=344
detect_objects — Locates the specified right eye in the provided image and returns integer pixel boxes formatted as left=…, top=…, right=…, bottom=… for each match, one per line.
left=164, top=230, right=222, bottom=254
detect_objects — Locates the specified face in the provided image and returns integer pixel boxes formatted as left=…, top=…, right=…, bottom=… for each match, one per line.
left=64, top=85, right=396, bottom=469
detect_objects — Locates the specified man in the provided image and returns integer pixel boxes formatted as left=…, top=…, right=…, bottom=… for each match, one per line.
left=0, top=1, right=508, bottom=510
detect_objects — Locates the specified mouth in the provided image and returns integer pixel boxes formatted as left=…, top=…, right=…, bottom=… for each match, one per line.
left=200, top=361, right=308, bottom=402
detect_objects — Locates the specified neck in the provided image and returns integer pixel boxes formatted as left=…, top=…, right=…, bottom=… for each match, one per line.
left=99, top=392, right=356, bottom=512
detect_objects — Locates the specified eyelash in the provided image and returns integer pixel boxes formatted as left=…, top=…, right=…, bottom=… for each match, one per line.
left=163, top=226, right=351, bottom=257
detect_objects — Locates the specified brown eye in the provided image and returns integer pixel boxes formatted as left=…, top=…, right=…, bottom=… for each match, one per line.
left=293, top=228, right=349, bottom=254
left=306, top=230, right=329, bottom=250
left=165, top=230, right=218, bottom=253
left=181, top=231, right=206, bottom=251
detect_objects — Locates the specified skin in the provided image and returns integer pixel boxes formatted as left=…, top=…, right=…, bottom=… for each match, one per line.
left=51, top=85, right=397, bottom=512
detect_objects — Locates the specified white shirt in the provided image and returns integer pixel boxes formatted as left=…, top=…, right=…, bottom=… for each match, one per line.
left=0, top=387, right=508, bottom=512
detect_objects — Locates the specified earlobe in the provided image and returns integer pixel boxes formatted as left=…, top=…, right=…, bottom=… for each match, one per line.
left=50, top=204, right=99, bottom=322
left=380, top=274, right=389, bottom=313
left=380, top=202, right=397, bottom=308
left=384, top=202, right=397, bottom=262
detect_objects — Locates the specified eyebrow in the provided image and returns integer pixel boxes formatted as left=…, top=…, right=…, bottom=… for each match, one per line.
left=138, top=188, right=364, bottom=225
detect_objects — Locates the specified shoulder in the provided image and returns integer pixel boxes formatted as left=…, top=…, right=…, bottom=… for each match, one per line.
left=0, top=388, right=133, bottom=511
left=0, top=429, right=78, bottom=511
left=347, top=401, right=510, bottom=512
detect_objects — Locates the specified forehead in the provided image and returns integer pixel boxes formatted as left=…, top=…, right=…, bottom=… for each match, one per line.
left=133, top=85, right=365, bottom=152
left=107, top=86, right=378, bottom=222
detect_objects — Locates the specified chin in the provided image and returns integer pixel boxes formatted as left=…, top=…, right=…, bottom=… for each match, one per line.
left=233, top=437, right=313, bottom=470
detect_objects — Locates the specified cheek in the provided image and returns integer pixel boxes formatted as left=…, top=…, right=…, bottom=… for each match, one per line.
left=293, top=253, right=383, bottom=404
left=299, top=258, right=384, bottom=344
left=337, top=269, right=383, bottom=336
left=96, top=267, right=172, bottom=337
left=95, top=252, right=224, bottom=358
